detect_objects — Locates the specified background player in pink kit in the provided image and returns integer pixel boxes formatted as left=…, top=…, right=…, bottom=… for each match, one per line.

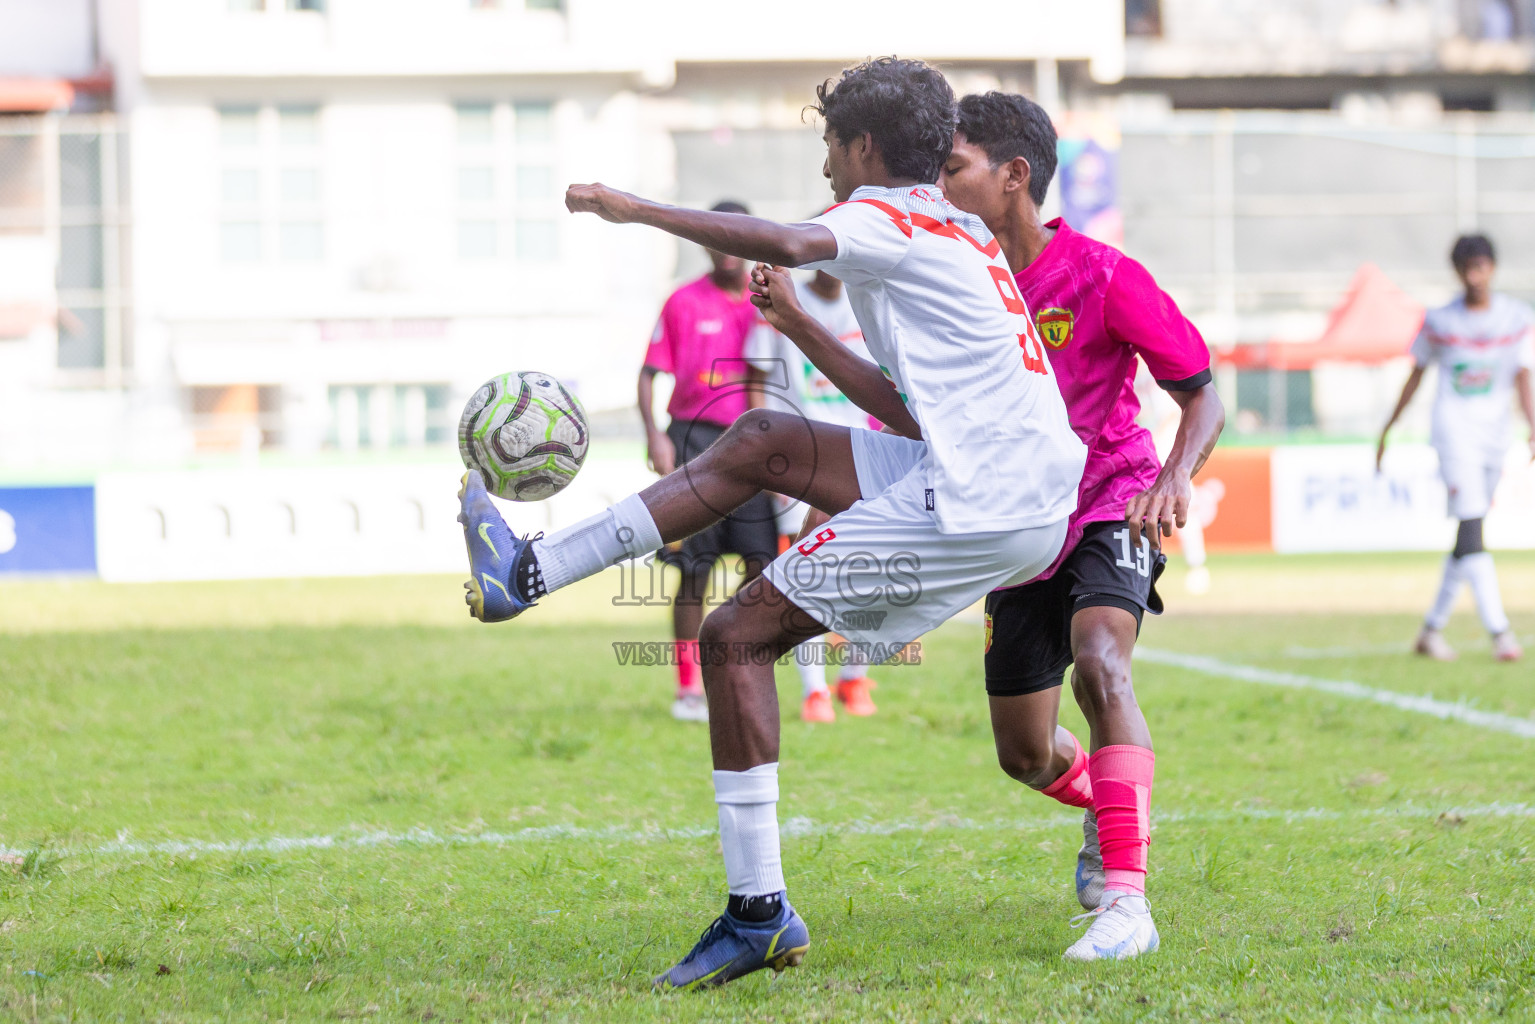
left=941, top=92, right=1226, bottom=960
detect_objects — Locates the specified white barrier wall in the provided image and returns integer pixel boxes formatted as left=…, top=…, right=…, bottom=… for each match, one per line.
left=1271, top=444, right=1535, bottom=554
left=95, top=454, right=656, bottom=582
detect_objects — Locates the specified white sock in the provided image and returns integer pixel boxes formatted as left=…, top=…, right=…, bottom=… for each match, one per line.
left=838, top=642, right=868, bottom=682
left=530, top=493, right=662, bottom=594
left=713, top=763, right=785, bottom=896
left=1425, top=555, right=1462, bottom=631
left=796, top=641, right=828, bottom=698
left=1461, top=552, right=1511, bottom=635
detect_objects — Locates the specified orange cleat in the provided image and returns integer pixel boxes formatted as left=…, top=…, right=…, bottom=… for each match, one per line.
left=835, top=676, right=878, bottom=717
left=800, top=689, right=836, bottom=723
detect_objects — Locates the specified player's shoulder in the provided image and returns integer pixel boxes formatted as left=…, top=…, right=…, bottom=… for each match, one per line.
left=1046, top=220, right=1128, bottom=286
left=1495, top=291, right=1535, bottom=323
left=839, top=184, right=996, bottom=245
left=1423, top=296, right=1463, bottom=330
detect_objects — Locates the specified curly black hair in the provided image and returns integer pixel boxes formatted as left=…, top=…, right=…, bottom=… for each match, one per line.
left=1450, top=233, right=1496, bottom=270
left=812, top=57, right=956, bottom=185
left=955, top=92, right=1058, bottom=207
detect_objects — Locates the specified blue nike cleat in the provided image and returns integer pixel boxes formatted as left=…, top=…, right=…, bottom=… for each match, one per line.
left=457, top=471, right=539, bottom=622
left=653, top=902, right=810, bottom=991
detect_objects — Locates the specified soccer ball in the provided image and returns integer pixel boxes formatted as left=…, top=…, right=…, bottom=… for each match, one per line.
left=458, top=371, right=589, bottom=501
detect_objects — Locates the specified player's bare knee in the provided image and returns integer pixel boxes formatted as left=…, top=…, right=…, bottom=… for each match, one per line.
left=1071, top=649, right=1136, bottom=716
left=718, top=410, right=801, bottom=483
left=995, top=740, right=1059, bottom=788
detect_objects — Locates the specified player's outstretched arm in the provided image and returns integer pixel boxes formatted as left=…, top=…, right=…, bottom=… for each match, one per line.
left=749, top=264, right=923, bottom=440
left=1125, top=382, right=1225, bottom=547
left=565, top=184, right=837, bottom=267
left=1376, top=364, right=1426, bottom=470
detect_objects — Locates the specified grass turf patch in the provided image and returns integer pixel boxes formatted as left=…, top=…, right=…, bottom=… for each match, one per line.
left=1, top=567, right=1533, bottom=1021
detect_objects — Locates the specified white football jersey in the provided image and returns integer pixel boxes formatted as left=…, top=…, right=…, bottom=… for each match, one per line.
left=744, top=282, right=877, bottom=431
left=802, top=184, right=1086, bottom=534
left=1411, top=293, right=1535, bottom=457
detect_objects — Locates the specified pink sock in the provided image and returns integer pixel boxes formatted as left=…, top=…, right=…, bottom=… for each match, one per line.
left=1039, top=732, right=1093, bottom=809
left=1090, top=744, right=1155, bottom=896
left=675, top=639, right=701, bottom=695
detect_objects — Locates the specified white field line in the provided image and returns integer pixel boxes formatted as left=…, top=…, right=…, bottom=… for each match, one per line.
left=1136, top=647, right=1535, bottom=739
left=1280, top=633, right=1535, bottom=660
left=4, top=802, right=1533, bottom=862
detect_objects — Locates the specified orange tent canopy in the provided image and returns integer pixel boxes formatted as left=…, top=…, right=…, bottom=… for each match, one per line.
left=1219, top=263, right=1426, bottom=370
left=0, top=77, right=75, bottom=113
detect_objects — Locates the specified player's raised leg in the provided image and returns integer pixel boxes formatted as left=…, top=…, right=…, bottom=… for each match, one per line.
left=457, top=411, right=862, bottom=622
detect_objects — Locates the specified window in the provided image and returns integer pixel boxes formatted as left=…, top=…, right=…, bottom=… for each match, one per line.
left=393, top=385, right=453, bottom=446
left=467, top=0, right=503, bottom=7
left=280, top=167, right=318, bottom=203
left=286, top=0, right=325, bottom=10
left=516, top=164, right=553, bottom=200
left=514, top=102, right=553, bottom=145
left=228, top=0, right=265, bottom=10
left=280, top=221, right=323, bottom=262
left=516, top=219, right=558, bottom=262
left=279, top=106, right=319, bottom=146
left=219, top=107, right=259, bottom=147
left=221, top=222, right=262, bottom=262
left=526, top=0, right=563, bottom=10
left=1125, top=0, right=1162, bottom=37
left=278, top=106, right=322, bottom=262
left=222, top=168, right=260, bottom=203
left=331, top=384, right=452, bottom=449
left=456, top=103, right=494, bottom=146
left=458, top=221, right=498, bottom=260
left=219, top=108, right=263, bottom=263
left=458, top=166, right=494, bottom=202
left=218, top=103, right=325, bottom=265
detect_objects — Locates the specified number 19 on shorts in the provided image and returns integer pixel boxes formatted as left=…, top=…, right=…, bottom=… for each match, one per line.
left=1112, top=528, right=1151, bottom=578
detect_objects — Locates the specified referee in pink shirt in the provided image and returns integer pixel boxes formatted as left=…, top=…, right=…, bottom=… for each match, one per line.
left=639, top=200, right=780, bottom=723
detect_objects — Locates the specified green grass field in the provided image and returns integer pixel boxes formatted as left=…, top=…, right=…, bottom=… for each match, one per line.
left=2, top=553, right=1533, bottom=1022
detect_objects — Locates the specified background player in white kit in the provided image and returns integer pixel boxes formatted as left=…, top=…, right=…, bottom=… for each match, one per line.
left=1378, top=234, right=1535, bottom=662
left=745, top=265, right=880, bottom=722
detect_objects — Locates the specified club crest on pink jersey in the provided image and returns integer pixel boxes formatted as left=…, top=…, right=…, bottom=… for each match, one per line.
left=1037, top=308, right=1075, bottom=350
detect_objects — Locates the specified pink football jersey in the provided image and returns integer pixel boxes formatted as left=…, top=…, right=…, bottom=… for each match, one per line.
left=643, top=275, right=759, bottom=427
left=1015, top=220, right=1211, bottom=579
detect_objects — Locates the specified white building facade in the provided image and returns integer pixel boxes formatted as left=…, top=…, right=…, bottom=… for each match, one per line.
left=0, top=0, right=1123, bottom=472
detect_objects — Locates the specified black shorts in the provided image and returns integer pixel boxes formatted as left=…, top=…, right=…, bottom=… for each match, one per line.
left=983, top=520, right=1166, bottom=697
left=655, top=418, right=779, bottom=574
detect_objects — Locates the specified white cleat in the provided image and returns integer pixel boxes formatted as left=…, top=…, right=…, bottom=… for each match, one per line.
left=671, top=692, right=709, bottom=723
left=1075, top=809, right=1105, bottom=911
left=1413, top=627, right=1457, bottom=662
left=1493, top=631, right=1524, bottom=663
left=1184, top=564, right=1211, bottom=595
left=1063, top=891, right=1159, bottom=962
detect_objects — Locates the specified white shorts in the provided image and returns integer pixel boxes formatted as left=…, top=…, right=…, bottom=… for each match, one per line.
left=1436, top=445, right=1503, bottom=521
left=762, top=429, right=1068, bottom=659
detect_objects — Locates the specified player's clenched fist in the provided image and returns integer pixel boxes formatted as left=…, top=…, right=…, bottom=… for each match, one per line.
left=565, top=183, right=640, bottom=223
left=748, top=263, right=807, bottom=334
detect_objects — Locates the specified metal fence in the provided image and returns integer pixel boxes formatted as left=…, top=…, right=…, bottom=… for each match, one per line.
left=0, top=114, right=129, bottom=385
left=1121, top=111, right=1535, bottom=338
